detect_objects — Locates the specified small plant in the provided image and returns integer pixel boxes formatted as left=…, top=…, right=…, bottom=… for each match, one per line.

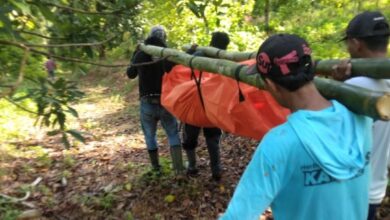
left=77, top=192, right=117, bottom=210
left=12, top=77, right=85, bottom=148
left=0, top=198, right=21, bottom=220
left=97, top=193, right=116, bottom=209
left=125, top=211, right=134, bottom=220
left=36, top=153, right=53, bottom=168
left=63, top=154, right=76, bottom=168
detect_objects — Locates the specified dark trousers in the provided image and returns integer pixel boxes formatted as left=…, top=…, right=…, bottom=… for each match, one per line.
left=367, top=204, right=380, bottom=220
left=182, top=124, right=221, bottom=151
left=182, top=124, right=222, bottom=175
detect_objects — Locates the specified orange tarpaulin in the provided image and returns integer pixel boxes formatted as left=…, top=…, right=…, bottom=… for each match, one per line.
left=161, top=59, right=290, bottom=140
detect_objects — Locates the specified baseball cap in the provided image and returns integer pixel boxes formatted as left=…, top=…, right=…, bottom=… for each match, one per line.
left=341, top=11, right=390, bottom=40
left=247, top=34, right=313, bottom=78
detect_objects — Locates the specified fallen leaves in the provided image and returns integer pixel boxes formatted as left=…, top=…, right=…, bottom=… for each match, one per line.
left=1, top=72, right=262, bottom=220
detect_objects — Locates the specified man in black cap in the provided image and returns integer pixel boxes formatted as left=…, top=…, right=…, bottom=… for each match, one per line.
left=220, top=34, right=372, bottom=220
left=332, top=11, right=390, bottom=220
left=127, top=26, right=184, bottom=176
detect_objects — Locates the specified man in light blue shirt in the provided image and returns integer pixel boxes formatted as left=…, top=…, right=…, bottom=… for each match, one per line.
left=221, top=34, right=372, bottom=220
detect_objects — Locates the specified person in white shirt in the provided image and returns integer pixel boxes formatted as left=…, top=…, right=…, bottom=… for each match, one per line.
left=332, top=11, right=390, bottom=220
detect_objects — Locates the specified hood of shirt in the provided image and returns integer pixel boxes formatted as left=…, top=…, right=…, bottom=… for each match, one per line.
left=288, top=100, right=372, bottom=180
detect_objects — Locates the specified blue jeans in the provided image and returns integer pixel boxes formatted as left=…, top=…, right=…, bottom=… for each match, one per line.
left=140, top=99, right=180, bottom=150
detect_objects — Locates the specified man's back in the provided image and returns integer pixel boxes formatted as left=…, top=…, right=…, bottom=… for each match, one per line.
left=222, top=100, right=372, bottom=220
left=345, top=77, right=390, bottom=205
left=127, top=36, right=175, bottom=98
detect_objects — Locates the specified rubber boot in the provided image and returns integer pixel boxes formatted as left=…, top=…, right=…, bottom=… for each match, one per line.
left=185, top=149, right=199, bottom=176
left=148, top=149, right=161, bottom=171
left=207, top=142, right=222, bottom=181
left=170, top=145, right=185, bottom=175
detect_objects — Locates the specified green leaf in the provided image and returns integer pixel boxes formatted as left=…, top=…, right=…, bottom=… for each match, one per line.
left=57, top=112, right=66, bottom=129
left=47, top=130, right=61, bottom=136
left=66, top=129, right=85, bottom=143
left=36, top=4, right=56, bottom=21
left=10, top=0, right=31, bottom=15
left=164, top=194, right=175, bottom=203
left=186, top=2, right=201, bottom=18
left=61, top=133, right=71, bottom=149
left=84, top=47, right=94, bottom=58
left=125, top=183, right=132, bottom=191
left=12, top=93, right=32, bottom=101
left=66, top=107, right=79, bottom=118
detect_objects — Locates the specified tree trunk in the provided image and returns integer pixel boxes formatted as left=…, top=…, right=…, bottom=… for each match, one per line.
left=139, top=44, right=390, bottom=121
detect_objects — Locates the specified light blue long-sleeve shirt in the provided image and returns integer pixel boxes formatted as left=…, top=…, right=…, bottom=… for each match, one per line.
left=221, top=100, right=372, bottom=220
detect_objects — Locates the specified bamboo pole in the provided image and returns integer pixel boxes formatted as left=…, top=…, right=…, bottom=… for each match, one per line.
left=182, top=44, right=256, bottom=62
left=315, top=58, right=390, bottom=79
left=182, top=45, right=390, bottom=79
left=140, top=44, right=390, bottom=121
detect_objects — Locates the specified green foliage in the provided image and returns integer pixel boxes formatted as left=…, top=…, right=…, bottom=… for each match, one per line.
left=0, top=1, right=140, bottom=147
left=0, top=198, right=21, bottom=220
left=78, top=192, right=117, bottom=210
left=0, top=95, right=36, bottom=141
left=11, top=77, right=85, bottom=147
left=137, top=0, right=389, bottom=58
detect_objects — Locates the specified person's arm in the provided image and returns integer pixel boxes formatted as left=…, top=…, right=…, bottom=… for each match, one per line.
left=126, top=51, right=140, bottom=79
left=163, top=60, right=177, bottom=73
left=186, top=44, right=199, bottom=55
left=220, top=139, right=284, bottom=220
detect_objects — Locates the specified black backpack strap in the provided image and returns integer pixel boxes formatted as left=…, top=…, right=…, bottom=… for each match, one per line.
left=189, top=57, right=206, bottom=110
left=234, top=65, right=246, bottom=102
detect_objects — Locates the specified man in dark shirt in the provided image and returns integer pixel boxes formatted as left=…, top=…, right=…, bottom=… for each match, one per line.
left=183, top=32, right=230, bottom=181
left=127, top=26, right=184, bottom=175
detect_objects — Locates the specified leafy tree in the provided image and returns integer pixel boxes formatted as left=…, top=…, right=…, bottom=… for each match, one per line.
left=0, top=0, right=142, bottom=146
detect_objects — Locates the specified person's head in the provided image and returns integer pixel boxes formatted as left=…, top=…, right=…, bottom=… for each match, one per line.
left=148, top=25, right=167, bottom=43
left=250, top=34, right=315, bottom=106
left=209, top=31, right=230, bottom=50
left=342, top=11, right=389, bottom=58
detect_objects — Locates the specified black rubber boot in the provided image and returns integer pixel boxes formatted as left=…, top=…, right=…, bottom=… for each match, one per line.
left=148, top=149, right=161, bottom=171
left=204, top=128, right=222, bottom=181
left=170, top=145, right=185, bottom=175
left=206, top=139, right=222, bottom=181
left=185, top=149, right=199, bottom=176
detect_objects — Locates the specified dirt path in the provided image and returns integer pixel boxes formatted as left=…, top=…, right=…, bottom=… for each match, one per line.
left=0, top=69, right=259, bottom=220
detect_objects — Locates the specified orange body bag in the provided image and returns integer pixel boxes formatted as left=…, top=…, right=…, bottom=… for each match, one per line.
left=161, top=60, right=290, bottom=140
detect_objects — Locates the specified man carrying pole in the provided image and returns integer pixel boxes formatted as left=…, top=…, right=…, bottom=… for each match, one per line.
left=332, top=11, right=390, bottom=220
left=221, top=34, right=373, bottom=220
left=126, top=26, right=185, bottom=176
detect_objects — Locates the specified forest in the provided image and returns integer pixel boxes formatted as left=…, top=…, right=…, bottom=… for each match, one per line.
left=1, top=0, right=390, bottom=219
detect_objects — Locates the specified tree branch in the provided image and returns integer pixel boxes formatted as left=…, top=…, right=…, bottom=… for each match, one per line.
left=17, top=30, right=67, bottom=40
left=9, top=47, right=30, bottom=96
left=0, top=40, right=128, bottom=68
left=0, top=44, right=29, bottom=98
left=23, top=35, right=116, bottom=48
left=3, top=97, right=38, bottom=115
left=33, top=1, right=125, bottom=15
